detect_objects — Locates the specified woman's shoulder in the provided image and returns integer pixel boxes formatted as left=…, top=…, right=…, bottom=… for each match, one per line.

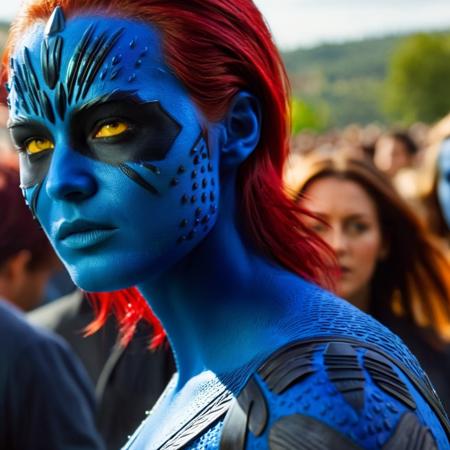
left=288, top=284, right=427, bottom=382
left=220, top=336, right=449, bottom=449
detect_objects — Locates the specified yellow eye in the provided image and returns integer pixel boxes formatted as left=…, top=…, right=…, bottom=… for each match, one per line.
left=26, top=138, right=54, bottom=155
left=94, top=121, right=129, bottom=139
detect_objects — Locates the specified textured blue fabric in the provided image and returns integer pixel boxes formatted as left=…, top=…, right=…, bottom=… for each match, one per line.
left=126, top=289, right=449, bottom=449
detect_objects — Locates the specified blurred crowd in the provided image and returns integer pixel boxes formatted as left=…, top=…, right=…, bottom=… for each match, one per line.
left=287, top=117, right=450, bottom=250
left=0, top=98, right=449, bottom=448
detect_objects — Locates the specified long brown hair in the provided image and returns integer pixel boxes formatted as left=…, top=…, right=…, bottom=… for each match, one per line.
left=289, top=153, right=450, bottom=343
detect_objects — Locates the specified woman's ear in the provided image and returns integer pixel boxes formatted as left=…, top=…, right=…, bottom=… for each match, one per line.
left=220, top=91, right=261, bottom=168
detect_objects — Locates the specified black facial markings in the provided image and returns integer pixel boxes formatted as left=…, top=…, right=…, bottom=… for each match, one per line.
left=40, top=91, right=55, bottom=123
left=30, top=182, right=43, bottom=219
left=111, top=54, right=122, bottom=66
left=55, top=82, right=67, bottom=119
left=177, top=165, right=186, bottom=175
left=11, top=49, right=45, bottom=118
left=44, top=6, right=65, bottom=37
left=74, top=96, right=181, bottom=164
left=142, top=162, right=161, bottom=175
left=41, top=35, right=63, bottom=89
left=11, top=11, right=126, bottom=126
left=118, top=163, right=159, bottom=196
left=110, top=67, right=122, bottom=81
left=24, top=48, right=43, bottom=116
left=78, top=28, right=125, bottom=101
left=11, top=63, right=30, bottom=114
left=177, top=133, right=219, bottom=245
left=66, top=24, right=96, bottom=104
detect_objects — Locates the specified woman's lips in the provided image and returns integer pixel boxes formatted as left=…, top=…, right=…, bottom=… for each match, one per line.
left=56, top=220, right=117, bottom=249
left=339, top=265, right=352, bottom=276
left=61, top=228, right=118, bottom=250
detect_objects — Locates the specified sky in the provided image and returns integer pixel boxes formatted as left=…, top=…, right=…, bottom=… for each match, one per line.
left=1, top=0, right=450, bottom=50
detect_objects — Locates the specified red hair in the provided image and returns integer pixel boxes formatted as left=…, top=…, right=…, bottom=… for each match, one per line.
left=3, top=0, right=337, bottom=347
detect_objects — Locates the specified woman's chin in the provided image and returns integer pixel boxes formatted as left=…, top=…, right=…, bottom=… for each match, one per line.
left=67, top=268, right=136, bottom=293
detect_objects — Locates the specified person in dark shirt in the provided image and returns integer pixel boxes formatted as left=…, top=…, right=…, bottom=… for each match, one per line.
left=0, top=299, right=103, bottom=450
left=28, top=290, right=175, bottom=449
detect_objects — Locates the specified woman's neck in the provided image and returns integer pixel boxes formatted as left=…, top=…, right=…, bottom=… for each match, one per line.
left=137, top=171, right=308, bottom=388
left=347, top=284, right=371, bottom=313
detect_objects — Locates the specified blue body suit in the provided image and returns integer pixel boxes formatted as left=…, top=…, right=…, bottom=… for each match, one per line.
left=6, top=7, right=450, bottom=450
left=124, top=287, right=449, bottom=449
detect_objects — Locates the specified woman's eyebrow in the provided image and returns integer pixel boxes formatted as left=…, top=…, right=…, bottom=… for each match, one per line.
left=7, top=116, right=35, bottom=129
left=344, top=213, right=371, bottom=220
left=73, top=90, right=146, bottom=115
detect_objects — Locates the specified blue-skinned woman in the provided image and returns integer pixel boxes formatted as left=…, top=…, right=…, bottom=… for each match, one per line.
left=421, top=113, right=450, bottom=251
left=4, top=0, right=450, bottom=448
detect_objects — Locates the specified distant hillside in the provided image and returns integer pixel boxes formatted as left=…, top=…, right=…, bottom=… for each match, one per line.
left=282, top=30, right=450, bottom=128
left=0, top=22, right=448, bottom=129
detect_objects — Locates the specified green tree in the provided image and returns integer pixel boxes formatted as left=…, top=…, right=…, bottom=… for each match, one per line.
left=290, top=97, right=329, bottom=134
left=384, top=33, right=450, bottom=124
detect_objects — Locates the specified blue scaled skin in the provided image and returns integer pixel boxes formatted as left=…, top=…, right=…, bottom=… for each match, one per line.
left=438, top=139, right=450, bottom=229
left=8, top=13, right=450, bottom=450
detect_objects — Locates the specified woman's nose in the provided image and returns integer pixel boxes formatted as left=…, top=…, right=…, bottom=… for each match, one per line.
left=329, top=227, right=348, bottom=255
left=45, top=145, right=98, bottom=201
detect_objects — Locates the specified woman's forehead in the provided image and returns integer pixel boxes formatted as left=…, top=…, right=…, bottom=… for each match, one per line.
left=8, top=12, right=169, bottom=124
left=304, top=176, right=378, bottom=215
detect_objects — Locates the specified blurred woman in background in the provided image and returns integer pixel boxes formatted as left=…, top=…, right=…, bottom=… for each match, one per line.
left=289, top=153, right=450, bottom=410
